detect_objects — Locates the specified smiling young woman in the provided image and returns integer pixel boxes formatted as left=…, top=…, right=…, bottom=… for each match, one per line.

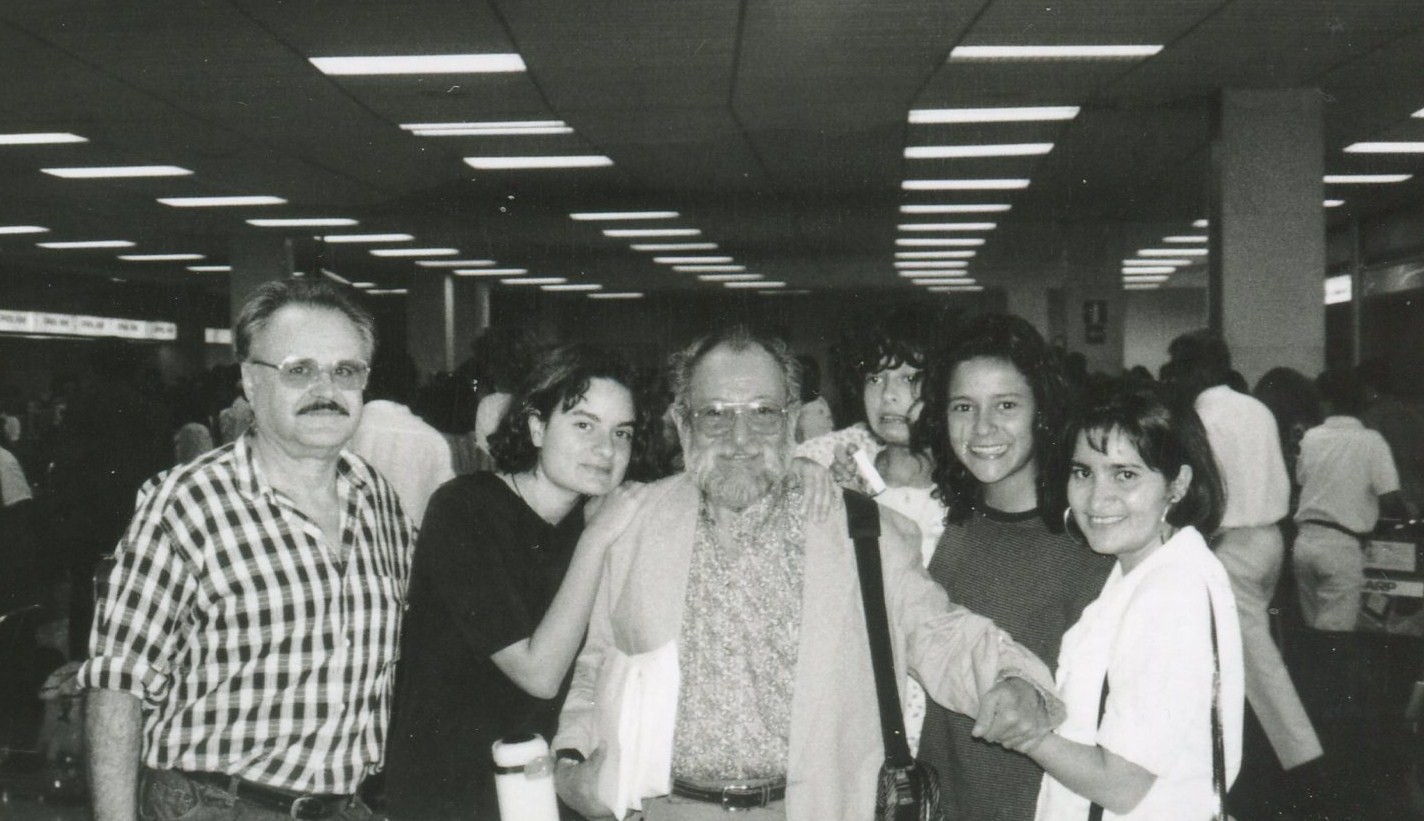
left=383, top=343, right=648, bottom=821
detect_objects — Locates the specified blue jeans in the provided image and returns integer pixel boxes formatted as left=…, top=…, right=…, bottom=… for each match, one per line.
left=139, top=768, right=375, bottom=821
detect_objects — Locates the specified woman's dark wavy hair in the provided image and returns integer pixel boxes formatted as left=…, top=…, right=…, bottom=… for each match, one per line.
left=918, top=313, right=1072, bottom=531
left=487, top=343, right=638, bottom=474
left=1062, top=381, right=1225, bottom=536
left=832, top=304, right=939, bottom=427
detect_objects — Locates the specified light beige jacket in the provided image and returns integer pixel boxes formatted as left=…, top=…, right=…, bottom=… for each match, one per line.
left=554, top=473, right=1062, bottom=821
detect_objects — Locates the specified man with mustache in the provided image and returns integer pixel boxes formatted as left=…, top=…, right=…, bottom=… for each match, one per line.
left=79, top=278, right=414, bottom=821
left=552, top=326, right=1062, bottom=821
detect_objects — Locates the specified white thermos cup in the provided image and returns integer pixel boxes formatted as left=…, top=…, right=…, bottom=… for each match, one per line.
left=492, top=733, right=559, bottom=821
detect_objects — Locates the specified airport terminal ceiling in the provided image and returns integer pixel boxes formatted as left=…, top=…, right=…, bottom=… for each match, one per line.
left=1, top=0, right=1424, bottom=299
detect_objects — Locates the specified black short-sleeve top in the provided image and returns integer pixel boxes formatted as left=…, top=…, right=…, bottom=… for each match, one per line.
left=383, top=472, right=586, bottom=820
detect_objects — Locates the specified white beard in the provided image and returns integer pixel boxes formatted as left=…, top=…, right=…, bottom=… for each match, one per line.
left=688, top=440, right=791, bottom=511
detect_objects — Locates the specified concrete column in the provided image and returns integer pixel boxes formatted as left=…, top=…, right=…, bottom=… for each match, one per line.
left=228, top=235, right=294, bottom=326
left=406, top=274, right=490, bottom=377
left=1210, top=88, right=1325, bottom=384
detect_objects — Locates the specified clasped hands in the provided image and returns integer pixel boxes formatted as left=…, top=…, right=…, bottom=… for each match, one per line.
left=970, top=676, right=1056, bottom=753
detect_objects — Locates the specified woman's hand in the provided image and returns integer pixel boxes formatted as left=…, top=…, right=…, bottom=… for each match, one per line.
left=971, top=677, right=1055, bottom=752
left=554, top=748, right=615, bottom=820
left=581, top=482, right=649, bottom=550
left=792, top=457, right=838, bottom=521
left=829, top=443, right=863, bottom=491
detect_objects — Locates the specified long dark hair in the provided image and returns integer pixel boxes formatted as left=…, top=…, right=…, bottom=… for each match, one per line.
left=918, top=314, right=1072, bottom=531
left=487, top=343, right=637, bottom=474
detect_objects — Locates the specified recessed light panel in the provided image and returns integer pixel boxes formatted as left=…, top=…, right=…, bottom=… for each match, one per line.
left=1343, top=142, right=1424, bottom=154
left=405, top=120, right=570, bottom=137
left=0, top=132, right=87, bottom=145
left=896, top=250, right=977, bottom=259
left=0, top=225, right=48, bottom=235
left=629, top=243, right=718, bottom=251
left=542, top=284, right=603, bottom=292
left=697, top=274, right=762, bottom=282
left=673, top=265, right=745, bottom=273
left=369, top=248, right=458, bottom=258
left=909, top=107, right=1079, bottom=124
left=1163, top=235, right=1208, bottom=243
left=1325, top=199, right=1344, bottom=208
left=900, top=204, right=1011, bottom=214
left=603, top=228, right=701, bottom=238
left=159, top=196, right=286, bottom=207
left=311, top=54, right=526, bottom=75
left=1138, top=248, right=1206, bottom=257
left=587, top=292, right=644, bottom=299
left=39, top=240, right=135, bottom=249
left=725, top=281, right=785, bottom=289
left=119, top=254, right=205, bottom=262
left=417, top=259, right=497, bottom=268
left=502, top=277, right=567, bottom=285
left=569, top=211, right=679, bottom=221
left=902, top=179, right=1030, bottom=191
left=897, top=222, right=997, bottom=232
left=1323, top=174, right=1412, bottom=184
left=44, top=165, right=192, bottom=179
left=464, top=156, right=612, bottom=170
left=949, top=45, right=1162, bottom=60
left=321, top=233, right=415, bottom=243
left=905, top=144, right=1052, bottom=159
left=187, top=265, right=232, bottom=273
left=896, top=238, right=986, bottom=247
left=653, top=256, right=732, bottom=264
left=454, top=268, right=528, bottom=277
left=248, top=218, right=357, bottom=227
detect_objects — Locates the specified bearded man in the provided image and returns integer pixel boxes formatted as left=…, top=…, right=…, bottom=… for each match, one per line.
left=552, top=326, right=1061, bottom=821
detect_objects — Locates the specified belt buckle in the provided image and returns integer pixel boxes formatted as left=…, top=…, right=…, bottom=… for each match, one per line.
left=289, top=796, right=327, bottom=820
left=720, top=783, right=769, bottom=812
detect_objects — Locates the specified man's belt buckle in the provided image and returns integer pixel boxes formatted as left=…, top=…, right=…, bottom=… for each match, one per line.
left=289, top=795, right=328, bottom=820
left=720, top=783, right=772, bottom=812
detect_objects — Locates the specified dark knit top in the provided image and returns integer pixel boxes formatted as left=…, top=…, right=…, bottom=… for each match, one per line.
left=918, top=506, right=1112, bottom=821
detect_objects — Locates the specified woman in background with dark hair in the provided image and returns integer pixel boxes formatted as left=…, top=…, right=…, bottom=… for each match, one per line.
left=1020, top=383, right=1243, bottom=820
left=915, top=314, right=1111, bottom=821
left=384, top=343, right=643, bottom=820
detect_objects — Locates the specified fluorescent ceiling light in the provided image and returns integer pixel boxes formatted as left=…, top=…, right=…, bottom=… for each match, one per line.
left=1325, top=199, right=1345, bottom=208
left=0, top=132, right=87, bottom=145
left=913, top=278, right=977, bottom=286
left=1121, top=266, right=1175, bottom=274
left=502, top=277, right=567, bottom=285
left=630, top=242, right=717, bottom=251
left=898, top=222, right=997, bottom=231
left=320, top=269, right=352, bottom=286
left=542, top=284, right=603, bottom=292
left=674, top=265, right=746, bottom=273
left=1122, top=257, right=1189, bottom=266
left=405, top=120, right=571, bottom=137
left=896, top=238, right=986, bottom=247
left=1323, top=174, right=1412, bottom=184
left=588, top=292, right=644, bottom=299
left=417, top=259, right=496, bottom=268
left=310, top=54, right=526, bottom=75
left=698, top=274, right=763, bottom=282
left=248, top=218, right=357, bottom=227
left=38, top=240, right=134, bottom=249
left=899, top=270, right=972, bottom=279
left=900, top=204, right=1011, bottom=214
left=0, top=225, right=48, bottom=235
left=367, top=289, right=409, bottom=295
left=1415, top=107, right=1424, bottom=118
left=455, top=268, right=528, bottom=277
left=119, top=253, right=205, bottom=262
left=726, top=281, right=785, bottom=289
left=909, top=106, right=1079, bottom=124
left=322, top=233, right=415, bottom=243
left=1123, top=275, right=1170, bottom=283
left=1123, top=283, right=1160, bottom=290
left=905, top=143, right=1053, bottom=159
left=1192, top=219, right=1209, bottom=228
left=464, top=156, right=612, bottom=170
left=1163, top=235, right=1207, bottom=243
left=159, top=195, right=286, bottom=207
left=1138, top=248, right=1206, bottom=257
left=569, top=211, right=679, bottom=221
left=352, top=282, right=377, bottom=289
left=950, top=45, right=1162, bottom=60
left=895, top=261, right=970, bottom=269
left=187, top=265, right=232, bottom=273
left=603, top=228, right=701, bottom=238
left=653, top=256, right=732, bottom=264
left=369, top=247, right=458, bottom=258
left=1343, top=142, right=1424, bottom=154
left=902, top=179, right=1030, bottom=191
left=896, top=250, right=976, bottom=259
left=927, top=285, right=985, bottom=292
left=43, top=165, right=192, bottom=179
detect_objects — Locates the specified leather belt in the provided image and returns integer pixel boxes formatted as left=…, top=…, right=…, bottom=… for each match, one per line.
left=672, top=777, right=787, bottom=811
left=182, top=770, right=352, bottom=820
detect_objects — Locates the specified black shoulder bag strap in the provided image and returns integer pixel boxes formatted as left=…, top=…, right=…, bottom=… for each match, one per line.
left=1087, top=587, right=1226, bottom=821
left=845, top=489, right=914, bottom=768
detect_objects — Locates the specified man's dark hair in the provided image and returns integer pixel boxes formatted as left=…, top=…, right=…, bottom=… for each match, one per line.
left=233, top=277, right=375, bottom=361
left=1165, top=328, right=1232, bottom=399
left=488, top=343, right=638, bottom=473
left=1315, top=368, right=1368, bottom=417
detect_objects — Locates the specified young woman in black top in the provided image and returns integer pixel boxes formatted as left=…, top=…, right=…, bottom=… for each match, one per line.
left=384, top=343, right=644, bottom=820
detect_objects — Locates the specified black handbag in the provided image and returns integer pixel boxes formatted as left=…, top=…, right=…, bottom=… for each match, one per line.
left=1087, top=586, right=1228, bottom=821
left=846, top=491, right=944, bottom=821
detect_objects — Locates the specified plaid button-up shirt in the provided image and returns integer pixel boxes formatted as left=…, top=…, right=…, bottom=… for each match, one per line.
left=78, top=435, right=414, bottom=794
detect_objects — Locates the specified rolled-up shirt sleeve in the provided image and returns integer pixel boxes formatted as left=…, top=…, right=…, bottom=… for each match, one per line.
left=77, top=479, right=200, bottom=705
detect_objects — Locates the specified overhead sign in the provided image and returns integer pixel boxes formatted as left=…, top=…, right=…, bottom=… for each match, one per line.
left=0, top=308, right=182, bottom=341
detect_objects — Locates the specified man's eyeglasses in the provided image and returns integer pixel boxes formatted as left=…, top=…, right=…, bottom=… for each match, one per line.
left=685, top=401, right=789, bottom=437
left=248, top=357, right=370, bottom=391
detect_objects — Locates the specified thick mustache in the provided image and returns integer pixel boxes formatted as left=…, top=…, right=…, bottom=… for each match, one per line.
left=298, top=400, right=348, bottom=415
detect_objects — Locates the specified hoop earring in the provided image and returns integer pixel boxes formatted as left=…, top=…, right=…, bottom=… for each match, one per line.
left=1063, top=507, right=1085, bottom=544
